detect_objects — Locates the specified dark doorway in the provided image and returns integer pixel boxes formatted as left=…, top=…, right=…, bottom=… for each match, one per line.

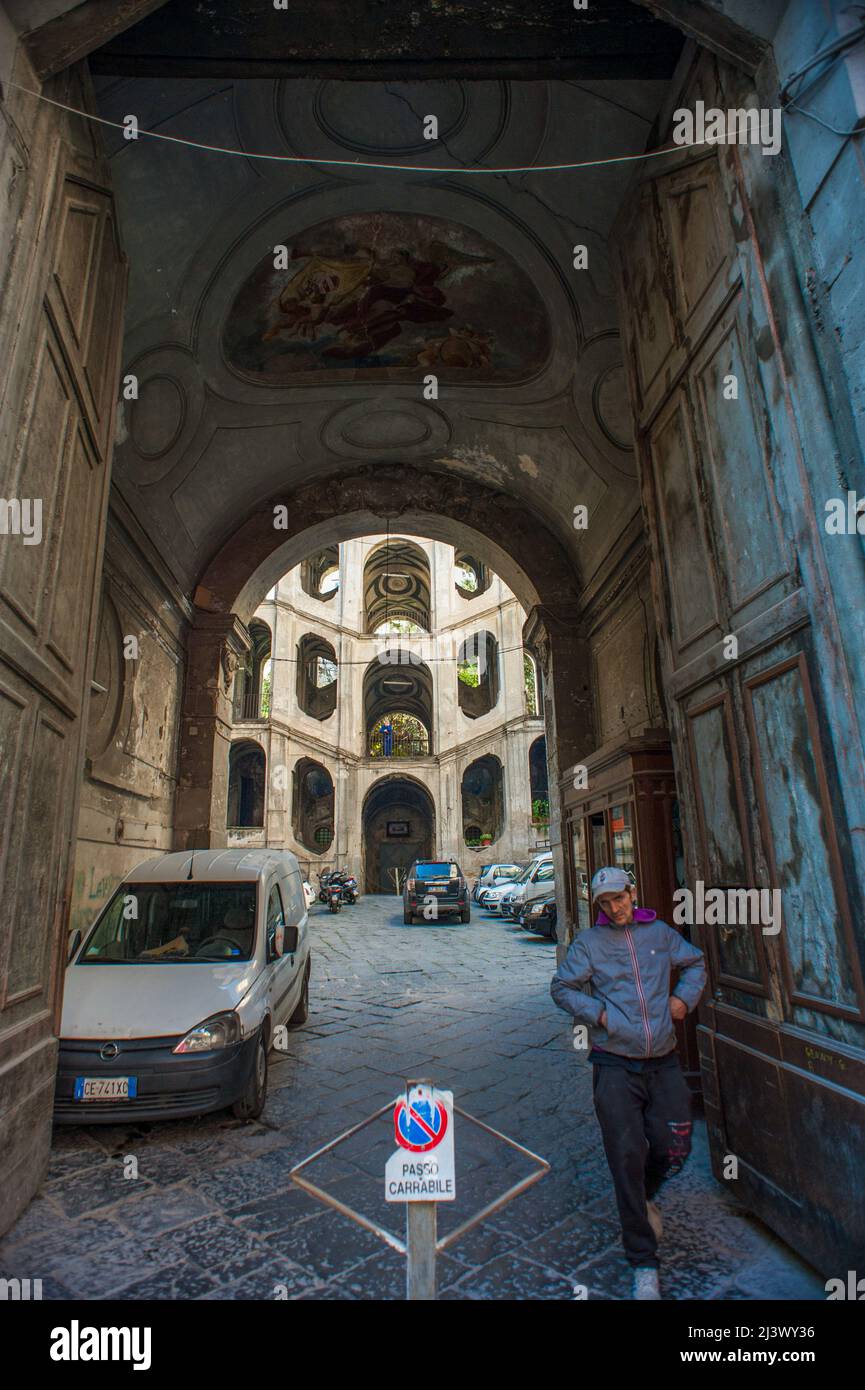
left=362, top=777, right=435, bottom=893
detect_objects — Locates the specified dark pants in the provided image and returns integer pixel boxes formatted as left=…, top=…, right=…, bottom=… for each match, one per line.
left=592, top=1053, right=693, bottom=1268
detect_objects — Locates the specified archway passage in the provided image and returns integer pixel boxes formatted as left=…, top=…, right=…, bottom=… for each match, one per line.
left=2, top=0, right=858, bottom=1281
left=363, top=777, right=435, bottom=893
left=363, top=652, right=434, bottom=755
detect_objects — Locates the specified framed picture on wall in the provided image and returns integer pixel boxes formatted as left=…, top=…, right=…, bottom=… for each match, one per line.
left=387, top=821, right=410, bottom=836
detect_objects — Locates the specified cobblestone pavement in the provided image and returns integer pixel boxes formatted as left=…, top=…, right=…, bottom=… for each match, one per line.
left=0, top=895, right=824, bottom=1301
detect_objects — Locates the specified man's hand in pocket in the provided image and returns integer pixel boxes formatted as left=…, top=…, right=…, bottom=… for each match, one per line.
left=669, top=996, right=688, bottom=1021
left=598, top=1010, right=608, bottom=1029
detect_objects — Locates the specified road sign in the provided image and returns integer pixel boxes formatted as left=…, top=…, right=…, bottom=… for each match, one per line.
left=386, top=1084, right=455, bottom=1203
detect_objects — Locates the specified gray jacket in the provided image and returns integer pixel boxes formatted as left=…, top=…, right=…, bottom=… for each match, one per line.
left=550, top=908, right=706, bottom=1058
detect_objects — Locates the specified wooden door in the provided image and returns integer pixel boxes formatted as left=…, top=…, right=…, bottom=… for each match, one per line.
left=0, top=64, right=126, bottom=1234
left=613, top=51, right=865, bottom=1272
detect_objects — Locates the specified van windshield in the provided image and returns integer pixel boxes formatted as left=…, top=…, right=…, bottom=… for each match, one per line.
left=78, top=883, right=257, bottom=963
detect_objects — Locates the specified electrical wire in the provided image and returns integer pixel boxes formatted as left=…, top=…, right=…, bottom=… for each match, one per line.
left=780, top=16, right=865, bottom=138
left=8, top=78, right=712, bottom=174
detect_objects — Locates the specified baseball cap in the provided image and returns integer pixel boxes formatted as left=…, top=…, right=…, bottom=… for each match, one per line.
left=590, top=866, right=632, bottom=901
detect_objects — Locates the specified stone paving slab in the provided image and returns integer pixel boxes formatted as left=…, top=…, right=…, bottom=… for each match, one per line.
left=0, top=895, right=826, bottom=1301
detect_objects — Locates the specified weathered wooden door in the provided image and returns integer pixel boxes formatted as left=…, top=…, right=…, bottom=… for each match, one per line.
left=0, top=63, right=126, bottom=1234
left=613, top=50, right=865, bottom=1273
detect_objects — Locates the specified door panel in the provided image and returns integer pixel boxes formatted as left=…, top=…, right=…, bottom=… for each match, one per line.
left=744, top=655, right=865, bottom=1022
left=649, top=391, right=721, bottom=657
left=0, top=67, right=127, bottom=1236
left=613, top=49, right=865, bottom=1270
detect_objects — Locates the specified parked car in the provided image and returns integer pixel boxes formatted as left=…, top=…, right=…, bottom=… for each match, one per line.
left=302, top=880, right=316, bottom=910
left=404, top=859, right=470, bottom=924
left=497, top=853, right=555, bottom=919
left=517, top=893, right=557, bottom=939
left=55, top=849, right=311, bottom=1125
left=472, top=862, right=522, bottom=903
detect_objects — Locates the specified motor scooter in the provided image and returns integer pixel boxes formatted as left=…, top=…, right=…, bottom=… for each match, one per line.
left=327, top=878, right=342, bottom=913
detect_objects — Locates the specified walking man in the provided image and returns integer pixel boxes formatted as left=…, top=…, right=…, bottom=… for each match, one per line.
left=551, top=867, right=706, bottom=1299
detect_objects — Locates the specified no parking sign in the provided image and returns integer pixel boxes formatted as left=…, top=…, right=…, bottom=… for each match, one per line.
left=385, top=1084, right=455, bottom=1202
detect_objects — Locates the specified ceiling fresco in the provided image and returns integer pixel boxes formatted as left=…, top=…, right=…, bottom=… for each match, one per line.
left=222, top=212, right=551, bottom=384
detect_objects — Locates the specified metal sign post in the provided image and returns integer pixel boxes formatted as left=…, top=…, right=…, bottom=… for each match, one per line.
left=290, top=1077, right=550, bottom=1300
left=387, top=1080, right=454, bottom=1300
left=406, top=1203, right=437, bottom=1301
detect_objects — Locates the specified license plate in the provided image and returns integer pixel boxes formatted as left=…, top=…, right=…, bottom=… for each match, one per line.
left=428, top=886, right=446, bottom=893
left=74, top=1076, right=137, bottom=1101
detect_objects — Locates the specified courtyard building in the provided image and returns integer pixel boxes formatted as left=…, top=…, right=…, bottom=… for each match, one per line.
left=226, top=537, right=549, bottom=887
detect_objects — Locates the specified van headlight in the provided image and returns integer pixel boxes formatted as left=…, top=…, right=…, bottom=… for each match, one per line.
left=173, top=1011, right=241, bottom=1054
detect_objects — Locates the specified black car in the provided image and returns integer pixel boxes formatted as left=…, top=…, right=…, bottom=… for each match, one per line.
left=404, top=860, right=470, bottom=924
left=517, top=894, right=557, bottom=939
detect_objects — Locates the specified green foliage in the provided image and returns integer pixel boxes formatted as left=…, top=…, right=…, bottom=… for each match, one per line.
left=531, top=797, right=550, bottom=824
left=455, top=562, right=478, bottom=592
left=524, top=653, right=538, bottom=714
left=260, top=676, right=271, bottom=718
left=458, top=658, right=480, bottom=687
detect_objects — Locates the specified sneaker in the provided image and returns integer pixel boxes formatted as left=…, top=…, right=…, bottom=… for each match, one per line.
left=632, top=1266, right=661, bottom=1300
left=647, top=1200, right=663, bottom=1242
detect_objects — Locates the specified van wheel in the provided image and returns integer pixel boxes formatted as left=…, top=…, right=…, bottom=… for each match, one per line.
left=289, top=963, right=310, bottom=1026
left=232, top=1029, right=268, bottom=1121
left=403, top=908, right=413, bottom=924
left=460, top=906, right=471, bottom=923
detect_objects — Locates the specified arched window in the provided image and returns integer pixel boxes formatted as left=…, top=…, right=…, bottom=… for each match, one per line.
left=233, top=620, right=271, bottom=721
left=364, top=539, right=431, bottom=632
left=457, top=632, right=499, bottom=719
left=227, top=740, right=266, bottom=828
left=461, top=755, right=504, bottom=846
left=292, top=758, right=334, bottom=853
left=364, top=655, right=433, bottom=757
left=300, top=546, right=340, bottom=601
left=296, top=634, right=338, bottom=720
left=524, top=652, right=540, bottom=717
left=454, top=550, right=491, bottom=599
left=529, top=736, right=550, bottom=827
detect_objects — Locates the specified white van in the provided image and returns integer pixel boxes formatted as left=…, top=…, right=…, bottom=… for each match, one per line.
left=55, top=849, right=310, bottom=1125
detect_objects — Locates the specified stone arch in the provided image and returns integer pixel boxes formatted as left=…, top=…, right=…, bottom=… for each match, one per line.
left=177, top=465, right=591, bottom=854
left=364, top=537, right=431, bottom=632
left=361, top=773, right=436, bottom=893
left=363, top=652, right=434, bottom=755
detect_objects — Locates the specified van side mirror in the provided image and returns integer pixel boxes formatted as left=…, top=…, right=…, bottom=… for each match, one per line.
left=67, top=929, right=82, bottom=963
left=284, top=924, right=299, bottom=955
